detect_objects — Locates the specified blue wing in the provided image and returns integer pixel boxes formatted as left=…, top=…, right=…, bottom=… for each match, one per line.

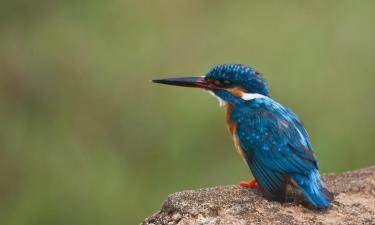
left=231, top=97, right=319, bottom=200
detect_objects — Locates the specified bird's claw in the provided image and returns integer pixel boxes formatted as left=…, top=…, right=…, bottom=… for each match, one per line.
left=239, top=179, right=259, bottom=188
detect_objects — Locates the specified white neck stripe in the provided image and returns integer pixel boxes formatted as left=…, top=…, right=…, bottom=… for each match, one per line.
left=241, top=93, right=267, bottom=101
left=207, top=91, right=227, bottom=107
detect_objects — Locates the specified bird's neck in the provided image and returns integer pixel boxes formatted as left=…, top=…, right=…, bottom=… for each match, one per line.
left=226, top=103, right=236, bottom=133
left=225, top=93, right=267, bottom=133
left=213, top=87, right=269, bottom=106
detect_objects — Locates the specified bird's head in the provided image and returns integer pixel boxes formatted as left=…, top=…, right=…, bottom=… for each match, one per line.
left=153, top=64, right=270, bottom=106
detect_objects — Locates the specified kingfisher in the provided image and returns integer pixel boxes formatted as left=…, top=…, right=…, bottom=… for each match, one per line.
left=152, top=64, right=332, bottom=208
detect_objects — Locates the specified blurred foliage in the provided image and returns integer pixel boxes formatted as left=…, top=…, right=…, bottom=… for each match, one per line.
left=0, top=0, right=375, bottom=224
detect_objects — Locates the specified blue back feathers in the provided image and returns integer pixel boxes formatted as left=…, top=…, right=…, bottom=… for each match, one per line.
left=231, top=97, right=332, bottom=208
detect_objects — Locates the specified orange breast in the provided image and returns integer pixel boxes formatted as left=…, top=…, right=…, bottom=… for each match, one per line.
left=226, top=103, right=235, bottom=133
left=226, top=104, right=247, bottom=163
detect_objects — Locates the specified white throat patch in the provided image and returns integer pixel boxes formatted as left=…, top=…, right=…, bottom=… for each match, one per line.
left=207, top=91, right=266, bottom=106
left=207, top=91, right=227, bottom=107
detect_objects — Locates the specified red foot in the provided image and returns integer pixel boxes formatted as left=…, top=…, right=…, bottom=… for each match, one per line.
left=239, top=179, right=259, bottom=189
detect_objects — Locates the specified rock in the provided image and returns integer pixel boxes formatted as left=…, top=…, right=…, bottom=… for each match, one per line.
left=142, top=166, right=375, bottom=225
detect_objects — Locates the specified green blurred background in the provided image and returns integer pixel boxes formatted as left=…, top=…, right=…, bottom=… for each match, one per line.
left=1, top=1, right=374, bottom=224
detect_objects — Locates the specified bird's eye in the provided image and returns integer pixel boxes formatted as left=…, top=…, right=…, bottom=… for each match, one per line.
left=206, top=78, right=230, bottom=87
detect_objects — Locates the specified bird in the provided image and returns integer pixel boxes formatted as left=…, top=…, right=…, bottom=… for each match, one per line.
left=152, top=64, right=332, bottom=209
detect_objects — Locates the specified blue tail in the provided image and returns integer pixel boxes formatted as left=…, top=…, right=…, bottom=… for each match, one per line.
left=292, top=170, right=332, bottom=208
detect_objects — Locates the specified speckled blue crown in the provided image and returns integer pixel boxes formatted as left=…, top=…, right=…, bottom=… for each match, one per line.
left=206, top=64, right=270, bottom=96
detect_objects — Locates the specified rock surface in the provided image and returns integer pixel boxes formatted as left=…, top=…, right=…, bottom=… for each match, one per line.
left=142, top=166, right=375, bottom=225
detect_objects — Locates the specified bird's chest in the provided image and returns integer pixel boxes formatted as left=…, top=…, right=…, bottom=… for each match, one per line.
left=226, top=104, right=248, bottom=162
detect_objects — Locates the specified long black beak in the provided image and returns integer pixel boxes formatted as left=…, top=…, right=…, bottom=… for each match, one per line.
left=152, top=76, right=218, bottom=90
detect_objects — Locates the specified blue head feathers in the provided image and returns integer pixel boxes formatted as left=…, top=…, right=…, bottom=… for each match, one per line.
left=152, top=64, right=270, bottom=106
left=205, top=64, right=270, bottom=97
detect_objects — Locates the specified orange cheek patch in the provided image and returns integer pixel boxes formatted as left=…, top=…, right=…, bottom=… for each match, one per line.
left=228, top=87, right=247, bottom=98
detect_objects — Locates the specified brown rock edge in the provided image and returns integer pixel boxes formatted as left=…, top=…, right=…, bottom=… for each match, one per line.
left=142, top=166, right=375, bottom=225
